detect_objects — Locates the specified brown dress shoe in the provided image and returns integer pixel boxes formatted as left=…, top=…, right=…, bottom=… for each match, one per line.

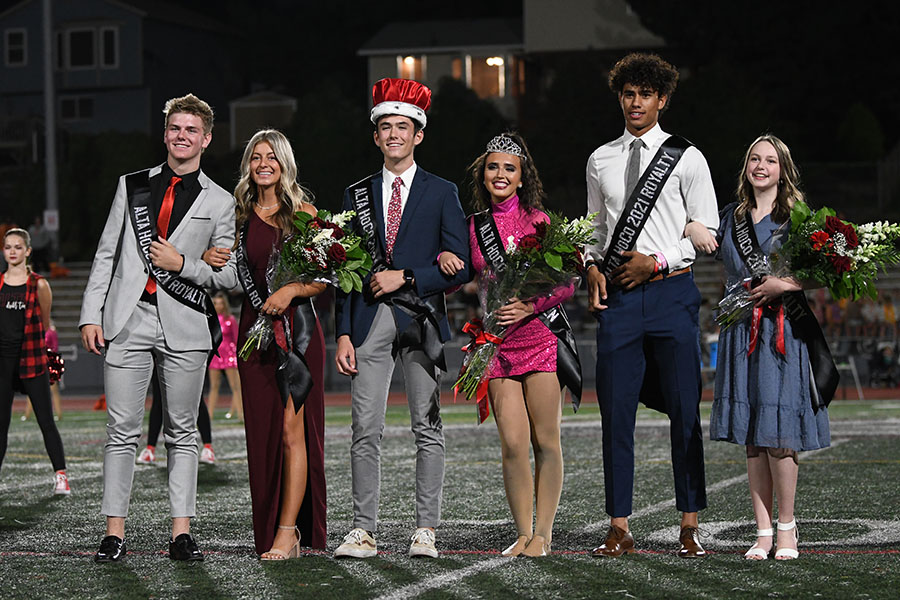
left=592, top=525, right=635, bottom=557
left=678, top=526, right=707, bottom=558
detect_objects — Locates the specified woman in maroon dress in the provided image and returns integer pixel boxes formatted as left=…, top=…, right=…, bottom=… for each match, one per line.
left=229, top=129, right=327, bottom=558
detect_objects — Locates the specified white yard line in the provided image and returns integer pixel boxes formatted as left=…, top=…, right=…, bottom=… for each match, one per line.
left=372, top=556, right=509, bottom=600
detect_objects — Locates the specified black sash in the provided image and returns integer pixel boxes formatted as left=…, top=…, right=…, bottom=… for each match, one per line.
left=349, top=176, right=446, bottom=370
left=473, top=210, right=582, bottom=409
left=600, top=135, right=692, bottom=279
left=125, top=170, right=222, bottom=357
left=235, top=219, right=316, bottom=414
left=731, top=209, right=838, bottom=412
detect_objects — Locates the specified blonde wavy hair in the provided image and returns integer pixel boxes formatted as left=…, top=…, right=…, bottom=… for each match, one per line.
left=735, top=134, right=804, bottom=224
left=234, top=129, right=314, bottom=240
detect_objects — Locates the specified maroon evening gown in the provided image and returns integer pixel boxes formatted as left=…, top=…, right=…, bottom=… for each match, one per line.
left=236, top=211, right=327, bottom=552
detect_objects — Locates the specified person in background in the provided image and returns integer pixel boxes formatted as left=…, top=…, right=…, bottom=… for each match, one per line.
left=0, top=228, right=69, bottom=495
left=207, top=292, right=242, bottom=421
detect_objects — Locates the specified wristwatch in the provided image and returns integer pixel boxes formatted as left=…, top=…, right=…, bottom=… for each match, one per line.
left=403, top=268, right=415, bottom=288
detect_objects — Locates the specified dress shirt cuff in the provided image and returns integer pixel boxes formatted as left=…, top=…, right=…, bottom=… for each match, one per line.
left=661, top=238, right=696, bottom=271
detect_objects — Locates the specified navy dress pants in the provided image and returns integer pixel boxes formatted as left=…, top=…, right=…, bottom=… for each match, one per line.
left=594, top=272, right=707, bottom=517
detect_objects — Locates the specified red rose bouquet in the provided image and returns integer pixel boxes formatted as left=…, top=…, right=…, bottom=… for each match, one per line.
left=716, top=201, right=900, bottom=330
left=453, top=211, right=595, bottom=405
left=240, top=209, right=372, bottom=359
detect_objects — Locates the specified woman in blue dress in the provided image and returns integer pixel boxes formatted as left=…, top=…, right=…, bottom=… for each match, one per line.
left=686, top=134, right=830, bottom=560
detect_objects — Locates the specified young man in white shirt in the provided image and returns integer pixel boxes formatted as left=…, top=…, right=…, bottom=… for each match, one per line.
left=584, top=53, right=719, bottom=559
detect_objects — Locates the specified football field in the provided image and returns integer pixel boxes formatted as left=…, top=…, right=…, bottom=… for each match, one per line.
left=1, top=400, right=899, bottom=599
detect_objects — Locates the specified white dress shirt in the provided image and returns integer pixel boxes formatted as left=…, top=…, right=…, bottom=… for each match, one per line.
left=381, top=162, right=418, bottom=236
left=585, top=123, right=719, bottom=271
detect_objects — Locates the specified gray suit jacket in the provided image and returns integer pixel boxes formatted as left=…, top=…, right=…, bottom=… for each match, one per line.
left=79, top=164, right=238, bottom=351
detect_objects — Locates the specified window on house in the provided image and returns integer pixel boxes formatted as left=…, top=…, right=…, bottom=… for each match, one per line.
left=60, top=96, right=95, bottom=121
left=56, top=26, right=118, bottom=70
left=101, top=27, right=117, bottom=68
left=469, top=55, right=505, bottom=99
left=4, top=28, right=27, bottom=67
left=68, top=29, right=95, bottom=68
left=396, top=55, right=425, bottom=80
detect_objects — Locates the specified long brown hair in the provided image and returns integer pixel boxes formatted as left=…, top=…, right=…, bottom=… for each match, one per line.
left=234, top=129, right=314, bottom=241
left=467, top=131, right=546, bottom=213
left=735, top=134, right=803, bottom=224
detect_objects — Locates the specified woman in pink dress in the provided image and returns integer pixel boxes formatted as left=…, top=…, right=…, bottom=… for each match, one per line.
left=442, top=133, right=576, bottom=557
left=206, top=292, right=242, bottom=421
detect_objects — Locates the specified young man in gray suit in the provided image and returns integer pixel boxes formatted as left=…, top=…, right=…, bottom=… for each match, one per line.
left=80, top=94, right=237, bottom=562
left=333, top=79, right=470, bottom=559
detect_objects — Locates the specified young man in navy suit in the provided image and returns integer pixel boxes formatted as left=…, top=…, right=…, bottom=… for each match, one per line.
left=333, top=78, right=470, bottom=559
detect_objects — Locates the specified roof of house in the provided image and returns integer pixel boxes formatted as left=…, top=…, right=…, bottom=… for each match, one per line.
left=358, top=18, right=523, bottom=56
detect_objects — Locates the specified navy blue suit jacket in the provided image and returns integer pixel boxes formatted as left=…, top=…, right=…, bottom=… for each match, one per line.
left=334, top=167, right=471, bottom=348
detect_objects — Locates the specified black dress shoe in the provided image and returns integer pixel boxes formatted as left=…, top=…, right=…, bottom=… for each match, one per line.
left=169, top=533, right=204, bottom=561
left=94, top=535, right=126, bottom=562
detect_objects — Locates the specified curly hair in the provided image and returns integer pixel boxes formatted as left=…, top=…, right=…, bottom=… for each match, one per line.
left=234, top=129, right=314, bottom=242
left=608, top=53, right=679, bottom=107
left=467, top=132, right=546, bottom=213
left=163, top=93, right=214, bottom=134
left=735, top=134, right=803, bottom=224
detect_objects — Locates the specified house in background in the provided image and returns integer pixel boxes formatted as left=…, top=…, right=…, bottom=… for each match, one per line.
left=0, top=0, right=242, bottom=166
left=357, top=0, right=663, bottom=121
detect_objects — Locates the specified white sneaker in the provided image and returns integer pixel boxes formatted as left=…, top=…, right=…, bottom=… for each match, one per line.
left=334, top=528, right=377, bottom=558
left=199, top=445, right=216, bottom=464
left=136, top=446, right=155, bottom=464
left=53, top=470, right=71, bottom=495
left=409, top=527, right=438, bottom=558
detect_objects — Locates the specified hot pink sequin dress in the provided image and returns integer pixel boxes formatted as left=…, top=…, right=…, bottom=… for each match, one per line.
left=469, top=195, right=573, bottom=379
left=209, top=314, right=238, bottom=370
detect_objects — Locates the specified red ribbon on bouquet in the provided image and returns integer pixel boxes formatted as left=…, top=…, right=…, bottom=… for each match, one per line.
left=454, top=319, right=504, bottom=423
left=747, top=304, right=786, bottom=357
left=459, top=319, right=504, bottom=350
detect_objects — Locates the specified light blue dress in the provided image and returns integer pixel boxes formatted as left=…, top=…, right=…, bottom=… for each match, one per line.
left=709, top=205, right=830, bottom=451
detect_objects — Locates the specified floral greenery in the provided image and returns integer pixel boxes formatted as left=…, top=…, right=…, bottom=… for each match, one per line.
left=717, top=201, right=900, bottom=330
left=239, top=209, right=372, bottom=360
left=774, top=200, right=900, bottom=300
left=454, top=211, right=596, bottom=402
left=275, top=209, right=373, bottom=294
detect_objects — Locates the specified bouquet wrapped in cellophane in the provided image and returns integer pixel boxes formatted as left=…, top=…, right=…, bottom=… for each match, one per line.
left=716, top=201, right=900, bottom=330
left=453, top=212, right=596, bottom=410
left=240, top=209, right=372, bottom=359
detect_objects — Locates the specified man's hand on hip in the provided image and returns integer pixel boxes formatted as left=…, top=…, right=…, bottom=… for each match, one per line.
left=610, top=251, right=656, bottom=290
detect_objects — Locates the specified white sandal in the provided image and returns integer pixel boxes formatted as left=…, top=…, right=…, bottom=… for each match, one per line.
left=774, top=519, right=799, bottom=560
left=743, top=527, right=773, bottom=560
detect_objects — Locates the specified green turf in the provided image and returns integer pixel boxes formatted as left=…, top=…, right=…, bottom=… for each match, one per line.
left=1, top=402, right=899, bottom=599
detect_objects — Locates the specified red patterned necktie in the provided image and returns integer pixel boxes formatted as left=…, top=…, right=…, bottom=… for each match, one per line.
left=144, top=175, right=181, bottom=294
left=385, top=176, right=402, bottom=261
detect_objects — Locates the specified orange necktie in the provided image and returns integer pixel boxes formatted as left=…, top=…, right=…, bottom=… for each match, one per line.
left=144, top=175, right=181, bottom=294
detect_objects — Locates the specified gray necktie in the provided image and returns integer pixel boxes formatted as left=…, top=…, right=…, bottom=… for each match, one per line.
left=624, top=138, right=644, bottom=198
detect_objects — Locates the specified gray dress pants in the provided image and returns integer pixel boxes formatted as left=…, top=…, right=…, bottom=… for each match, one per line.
left=101, top=301, right=207, bottom=518
left=350, top=304, right=444, bottom=532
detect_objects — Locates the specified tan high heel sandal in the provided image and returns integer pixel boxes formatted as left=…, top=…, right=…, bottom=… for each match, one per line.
left=261, top=526, right=301, bottom=560
left=501, top=535, right=530, bottom=557
left=521, top=535, right=551, bottom=557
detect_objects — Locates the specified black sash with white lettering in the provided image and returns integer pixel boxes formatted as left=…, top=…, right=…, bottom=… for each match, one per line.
left=732, top=208, right=838, bottom=412
left=125, top=170, right=222, bottom=356
left=235, top=219, right=315, bottom=414
left=600, top=135, right=692, bottom=279
left=349, top=176, right=446, bottom=369
left=473, top=210, right=582, bottom=409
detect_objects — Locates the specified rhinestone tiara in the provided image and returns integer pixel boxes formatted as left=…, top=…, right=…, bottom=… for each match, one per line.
left=485, top=135, right=526, bottom=159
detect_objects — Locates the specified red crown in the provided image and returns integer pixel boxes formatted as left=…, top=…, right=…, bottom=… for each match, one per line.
left=370, top=78, right=431, bottom=128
